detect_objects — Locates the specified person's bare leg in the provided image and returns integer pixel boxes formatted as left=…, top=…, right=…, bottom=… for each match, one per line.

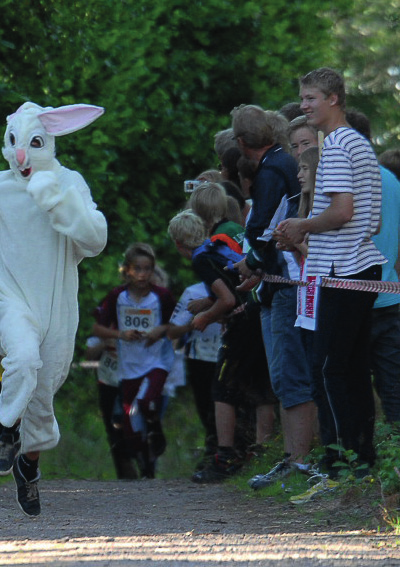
left=281, top=401, right=316, bottom=463
left=26, top=451, right=40, bottom=461
left=215, top=402, right=236, bottom=447
left=256, top=404, right=275, bottom=444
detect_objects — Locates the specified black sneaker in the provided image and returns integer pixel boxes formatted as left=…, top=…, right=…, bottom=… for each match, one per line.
left=192, top=451, right=242, bottom=484
left=136, top=448, right=156, bottom=479
left=147, top=419, right=167, bottom=459
left=248, top=459, right=293, bottom=490
left=12, top=457, right=41, bottom=517
left=0, top=431, right=21, bottom=476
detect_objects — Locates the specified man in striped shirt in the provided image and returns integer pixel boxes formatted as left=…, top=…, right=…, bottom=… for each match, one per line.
left=278, top=67, right=386, bottom=478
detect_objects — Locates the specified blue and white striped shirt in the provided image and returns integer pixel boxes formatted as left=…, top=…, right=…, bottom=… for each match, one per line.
left=307, top=127, right=386, bottom=277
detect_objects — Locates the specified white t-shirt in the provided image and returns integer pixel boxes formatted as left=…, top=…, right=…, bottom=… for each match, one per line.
left=170, top=283, right=221, bottom=363
left=86, top=336, right=119, bottom=387
left=117, top=289, right=175, bottom=380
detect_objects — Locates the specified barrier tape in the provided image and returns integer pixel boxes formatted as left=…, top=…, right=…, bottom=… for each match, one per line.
left=260, top=273, right=400, bottom=294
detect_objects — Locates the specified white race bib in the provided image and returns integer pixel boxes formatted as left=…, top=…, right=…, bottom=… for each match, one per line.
left=119, top=306, right=155, bottom=332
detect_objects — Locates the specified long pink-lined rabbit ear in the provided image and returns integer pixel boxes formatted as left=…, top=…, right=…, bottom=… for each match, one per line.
left=38, top=104, right=104, bottom=136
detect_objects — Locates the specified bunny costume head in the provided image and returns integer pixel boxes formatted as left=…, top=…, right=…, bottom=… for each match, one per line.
left=2, top=102, right=104, bottom=182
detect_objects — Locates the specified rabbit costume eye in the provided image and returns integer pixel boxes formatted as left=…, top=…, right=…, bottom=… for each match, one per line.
left=30, top=136, right=44, bottom=149
left=9, top=132, right=16, bottom=146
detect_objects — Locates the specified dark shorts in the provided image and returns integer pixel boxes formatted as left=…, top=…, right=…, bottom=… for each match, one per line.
left=212, top=302, right=278, bottom=407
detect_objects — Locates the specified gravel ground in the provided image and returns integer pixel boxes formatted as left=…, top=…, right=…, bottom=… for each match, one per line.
left=0, top=478, right=399, bottom=566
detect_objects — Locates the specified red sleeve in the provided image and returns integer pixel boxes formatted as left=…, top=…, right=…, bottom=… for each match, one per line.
left=93, top=285, right=128, bottom=328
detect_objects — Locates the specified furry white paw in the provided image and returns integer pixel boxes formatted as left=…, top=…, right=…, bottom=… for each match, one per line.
left=26, top=171, right=61, bottom=210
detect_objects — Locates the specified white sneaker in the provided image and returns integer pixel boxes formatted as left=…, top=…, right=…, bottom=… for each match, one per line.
left=289, top=474, right=339, bottom=505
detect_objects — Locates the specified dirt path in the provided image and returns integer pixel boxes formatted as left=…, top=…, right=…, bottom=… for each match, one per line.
left=0, top=478, right=399, bottom=566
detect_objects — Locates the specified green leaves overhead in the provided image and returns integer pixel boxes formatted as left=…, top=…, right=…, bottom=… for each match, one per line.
left=2, top=0, right=393, bottom=353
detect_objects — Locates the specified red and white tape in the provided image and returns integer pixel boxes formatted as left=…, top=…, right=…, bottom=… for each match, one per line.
left=260, top=273, right=400, bottom=294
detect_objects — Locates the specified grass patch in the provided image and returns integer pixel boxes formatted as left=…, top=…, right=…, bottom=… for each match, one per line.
left=40, top=366, right=115, bottom=480
left=157, top=386, right=205, bottom=479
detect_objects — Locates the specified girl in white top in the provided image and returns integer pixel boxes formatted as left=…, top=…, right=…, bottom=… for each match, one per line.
left=294, top=147, right=321, bottom=331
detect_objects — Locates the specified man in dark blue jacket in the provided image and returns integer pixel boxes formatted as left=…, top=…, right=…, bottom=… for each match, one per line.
left=231, top=105, right=315, bottom=489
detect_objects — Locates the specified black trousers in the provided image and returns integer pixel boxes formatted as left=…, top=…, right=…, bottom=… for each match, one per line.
left=312, top=264, right=381, bottom=465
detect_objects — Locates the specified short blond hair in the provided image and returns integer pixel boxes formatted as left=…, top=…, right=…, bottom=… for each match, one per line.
left=196, top=169, right=222, bottom=183
left=188, top=182, right=227, bottom=230
left=288, top=115, right=318, bottom=140
left=264, top=110, right=289, bottom=152
left=168, top=210, right=207, bottom=249
left=300, top=67, right=346, bottom=110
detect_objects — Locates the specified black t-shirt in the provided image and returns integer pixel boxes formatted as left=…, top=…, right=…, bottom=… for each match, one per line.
left=192, top=252, right=246, bottom=309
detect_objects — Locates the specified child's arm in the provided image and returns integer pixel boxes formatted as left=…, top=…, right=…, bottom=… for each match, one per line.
left=92, top=322, right=142, bottom=342
left=187, top=297, right=214, bottom=314
left=86, top=339, right=105, bottom=361
left=144, top=323, right=171, bottom=346
left=167, top=322, right=193, bottom=340
left=192, top=279, right=236, bottom=332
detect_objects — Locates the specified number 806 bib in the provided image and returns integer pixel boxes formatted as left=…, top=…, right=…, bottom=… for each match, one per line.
left=120, top=306, right=155, bottom=332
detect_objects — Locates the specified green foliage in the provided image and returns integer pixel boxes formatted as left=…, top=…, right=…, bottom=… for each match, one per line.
left=40, top=365, right=116, bottom=479
left=0, top=0, right=345, bottom=351
left=331, top=0, right=400, bottom=151
left=375, top=421, right=400, bottom=495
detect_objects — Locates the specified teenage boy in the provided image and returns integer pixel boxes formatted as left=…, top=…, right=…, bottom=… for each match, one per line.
left=278, top=67, right=386, bottom=478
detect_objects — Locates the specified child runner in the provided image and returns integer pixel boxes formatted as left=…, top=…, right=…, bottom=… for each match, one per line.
left=92, top=243, right=175, bottom=478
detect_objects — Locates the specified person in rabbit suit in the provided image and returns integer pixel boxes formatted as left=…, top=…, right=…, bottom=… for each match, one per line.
left=0, top=101, right=107, bottom=516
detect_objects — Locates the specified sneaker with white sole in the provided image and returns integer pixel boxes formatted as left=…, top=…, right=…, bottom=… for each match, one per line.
left=0, top=430, right=21, bottom=476
left=289, top=474, right=339, bottom=505
left=248, top=458, right=294, bottom=490
left=12, top=457, right=41, bottom=517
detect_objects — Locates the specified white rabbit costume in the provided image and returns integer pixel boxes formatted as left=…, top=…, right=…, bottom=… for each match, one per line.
left=0, top=102, right=107, bottom=453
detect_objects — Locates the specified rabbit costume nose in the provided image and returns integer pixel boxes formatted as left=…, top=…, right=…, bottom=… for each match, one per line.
left=16, top=149, right=26, bottom=165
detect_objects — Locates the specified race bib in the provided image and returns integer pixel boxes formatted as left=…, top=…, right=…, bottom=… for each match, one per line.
left=119, top=306, right=155, bottom=332
left=98, top=350, right=118, bottom=387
